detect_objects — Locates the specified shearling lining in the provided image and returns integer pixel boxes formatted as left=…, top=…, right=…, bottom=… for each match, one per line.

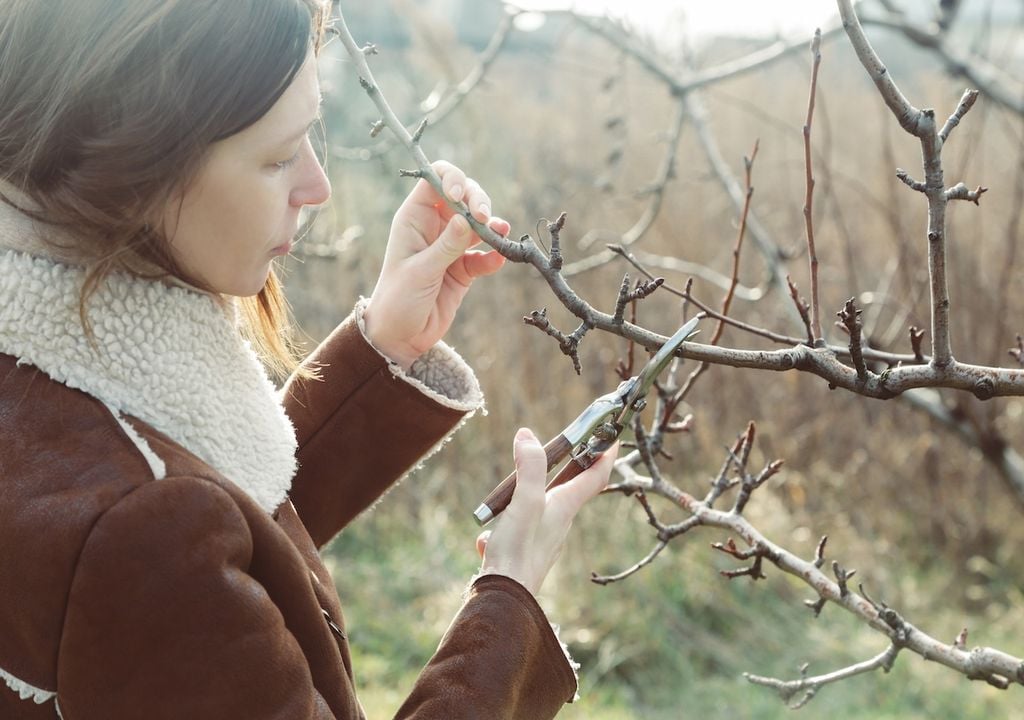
left=0, top=249, right=298, bottom=513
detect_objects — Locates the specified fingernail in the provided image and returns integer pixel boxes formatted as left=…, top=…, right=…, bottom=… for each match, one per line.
left=449, top=184, right=464, bottom=202
left=478, top=203, right=491, bottom=218
left=515, top=427, right=534, bottom=444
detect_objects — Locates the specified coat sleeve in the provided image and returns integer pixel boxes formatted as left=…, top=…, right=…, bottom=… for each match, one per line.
left=281, top=299, right=484, bottom=547
left=396, top=575, right=578, bottom=719
left=57, top=477, right=337, bottom=720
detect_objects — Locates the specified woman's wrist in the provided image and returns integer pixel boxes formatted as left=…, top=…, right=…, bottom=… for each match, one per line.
left=361, top=301, right=419, bottom=371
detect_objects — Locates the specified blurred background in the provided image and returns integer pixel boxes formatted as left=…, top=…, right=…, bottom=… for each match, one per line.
left=283, top=1, right=1024, bottom=716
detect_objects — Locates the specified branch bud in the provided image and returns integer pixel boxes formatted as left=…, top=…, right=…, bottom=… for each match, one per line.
left=953, top=627, right=968, bottom=651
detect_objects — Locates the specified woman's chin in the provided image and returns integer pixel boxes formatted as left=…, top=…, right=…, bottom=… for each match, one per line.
left=223, top=267, right=274, bottom=298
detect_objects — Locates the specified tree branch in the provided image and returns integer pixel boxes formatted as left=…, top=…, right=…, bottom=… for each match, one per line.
left=674, top=140, right=759, bottom=403
left=559, top=10, right=848, bottom=99
left=745, top=645, right=901, bottom=709
left=837, top=2, right=925, bottom=134
left=837, top=0, right=979, bottom=370
left=604, top=433, right=1024, bottom=698
left=685, top=91, right=790, bottom=295
left=562, top=100, right=687, bottom=276
left=803, top=28, right=825, bottom=344
left=836, top=297, right=868, bottom=381
left=334, top=9, right=517, bottom=160
left=940, top=88, right=980, bottom=143
left=608, top=245, right=765, bottom=301
left=858, top=13, right=1024, bottom=118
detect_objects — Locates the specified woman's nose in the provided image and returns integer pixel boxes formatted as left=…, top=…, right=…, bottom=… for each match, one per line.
left=290, top=145, right=332, bottom=208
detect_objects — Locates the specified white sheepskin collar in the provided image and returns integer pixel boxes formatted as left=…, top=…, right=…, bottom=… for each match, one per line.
left=0, top=249, right=297, bottom=514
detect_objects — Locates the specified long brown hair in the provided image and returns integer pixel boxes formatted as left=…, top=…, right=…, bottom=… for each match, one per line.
left=0, top=0, right=330, bottom=378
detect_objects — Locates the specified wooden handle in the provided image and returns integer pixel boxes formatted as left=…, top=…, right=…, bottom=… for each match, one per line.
left=545, top=455, right=587, bottom=492
left=474, top=433, right=573, bottom=525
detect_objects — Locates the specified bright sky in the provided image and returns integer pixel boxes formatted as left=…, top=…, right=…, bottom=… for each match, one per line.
left=512, top=1, right=840, bottom=41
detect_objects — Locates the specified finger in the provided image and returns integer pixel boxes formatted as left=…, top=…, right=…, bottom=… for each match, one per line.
left=418, top=213, right=474, bottom=274
left=488, top=216, right=511, bottom=238
left=476, top=530, right=491, bottom=559
left=435, top=161, right=468, bottom=204
left=547, top=442, right=620, bottom=519
left=459, top=249, right=505, bottom=280
left=503, top=427, right=547, bottom=526
left=398, top=161, right=464, bottom=216
left=463, top=179, right=492, bottom=224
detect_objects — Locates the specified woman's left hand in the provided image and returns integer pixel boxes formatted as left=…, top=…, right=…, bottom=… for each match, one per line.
left=363, top=161, right=509, bottom=370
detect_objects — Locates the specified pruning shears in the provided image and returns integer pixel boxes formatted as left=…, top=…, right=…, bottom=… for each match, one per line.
left=473, top=315, right=702, bottom=526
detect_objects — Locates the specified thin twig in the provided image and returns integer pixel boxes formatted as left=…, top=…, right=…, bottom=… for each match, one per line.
left=547, top=212, right=567, bottom=271
left=940, top=88, right=981, bottom=142
left=591, top=491, right=673, bottom=585
left=590, top=538, right=669, bottom=585
left=788, top=276, right=814, bottom=345
left=910, top=326, right=927, bottom=363
left=558, top=9, right=848, bottom=99
left=563, top=101, right=687, bottom=275
left=674, top=140, right=760, bottom=404
left=335, top=11, right=517, bottom=253
left=896, top=168, right=927, bottom=193
left=334, top=10, right=518, bottom=160
left=615, top=284, right=642, bottom=380
left=1010, top=336, right=1024, bottom=367
left=734, top=459, right=784, bottom=515
left=837, top=297, right=868, bottom=381
left=745, top=644, right=902, bottom=709
left=705, top=429, right=747, bottom=507
left=611, top=248, right=926, bottom=366
left=522, top=308, right=589, bottom=375
left=803, top=28, right=825, bottom=345
left=945, top=182, right=989, bottom=204
left=612, top=274, right=662, bottom=325
left=607, top=245, right=764, bottom=301
left=685, top=91, right=789, bottom=294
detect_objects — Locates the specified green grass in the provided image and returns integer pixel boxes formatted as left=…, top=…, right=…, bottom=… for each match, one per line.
left=325, top=485, right=1024, bottom=719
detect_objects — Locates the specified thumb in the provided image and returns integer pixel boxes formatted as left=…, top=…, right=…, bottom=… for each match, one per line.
left=422, top=214, right=474, bottom=274
left=502, top=427, right=547, bottom=526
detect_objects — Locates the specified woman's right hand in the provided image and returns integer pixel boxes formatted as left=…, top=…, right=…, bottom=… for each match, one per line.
left=476, top=427, right=618, bottom=595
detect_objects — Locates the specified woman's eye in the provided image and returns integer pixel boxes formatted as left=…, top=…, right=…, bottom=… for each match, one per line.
left=275, top=131, right=313, bottom=171
left=275, top=150, right=301, bottom=170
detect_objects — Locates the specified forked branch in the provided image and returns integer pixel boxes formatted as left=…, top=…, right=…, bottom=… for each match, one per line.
left=600, top=426, right=1024, bottom=701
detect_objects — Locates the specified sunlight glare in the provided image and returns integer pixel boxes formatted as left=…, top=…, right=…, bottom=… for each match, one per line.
left=511, top=0, right=839, bottom=42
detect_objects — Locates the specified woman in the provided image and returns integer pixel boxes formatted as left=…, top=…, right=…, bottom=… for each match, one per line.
left=0, top=1, right=616, bottom=718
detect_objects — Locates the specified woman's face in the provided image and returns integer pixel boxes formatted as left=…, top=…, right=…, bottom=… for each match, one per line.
left=162, top=50, right=331, bottom=297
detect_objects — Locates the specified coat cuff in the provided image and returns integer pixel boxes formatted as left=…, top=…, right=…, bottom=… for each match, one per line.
left=353, top=298, right=484, bottom=413
left=282, top=302, right=486, bottom=545
left=468, top=573, right=580, bottom=703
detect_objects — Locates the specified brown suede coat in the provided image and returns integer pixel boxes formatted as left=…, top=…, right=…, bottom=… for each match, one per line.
left=0, top=313, right=576, bottom=719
